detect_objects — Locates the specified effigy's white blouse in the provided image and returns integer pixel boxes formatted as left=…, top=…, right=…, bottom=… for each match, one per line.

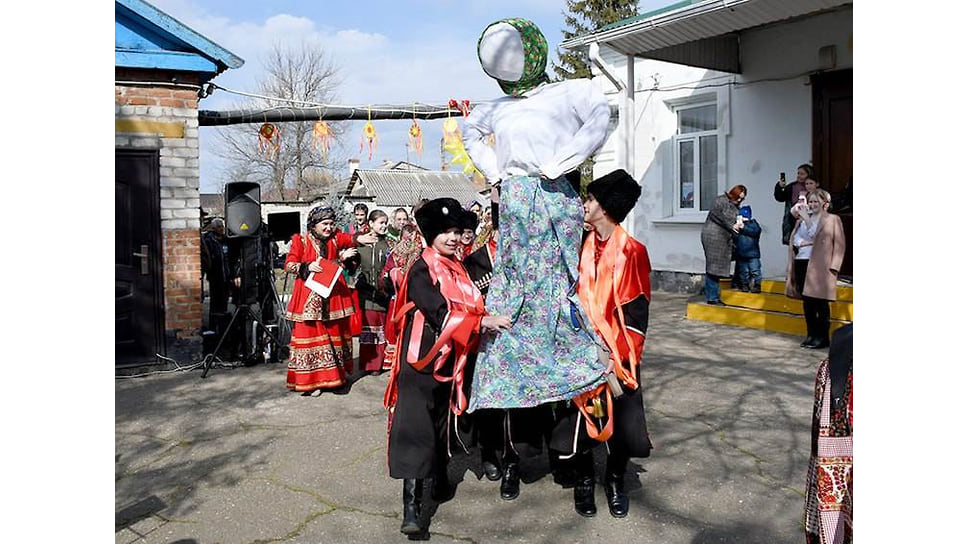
left=463, top=79, right=611, bottom=184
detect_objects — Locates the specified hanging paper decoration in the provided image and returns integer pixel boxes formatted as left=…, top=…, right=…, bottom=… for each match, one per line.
left=448, top=98, right=471, bottom=118
left=312, top=121, right=334, bottom=156
left=361, top=121, right=378, bottom=160
left=258, top=123, right=281, bottom=156
left=360, top=107, right=378, bottom=160
left=408, top=119, right=423, bottom=156
left=441, top=117, right=482, bottom=176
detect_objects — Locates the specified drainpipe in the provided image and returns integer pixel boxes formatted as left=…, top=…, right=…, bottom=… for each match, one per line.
left=588, top=42, right=637, bottom=235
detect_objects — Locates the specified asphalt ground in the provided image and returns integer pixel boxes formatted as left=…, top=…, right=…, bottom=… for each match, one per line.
left=115, top=291, right=826, bottom=544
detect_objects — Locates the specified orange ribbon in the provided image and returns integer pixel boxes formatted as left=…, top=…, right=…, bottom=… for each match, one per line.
left=571, top=225, right=645, bottom=442
left=382, top=248, right=485, bottom=416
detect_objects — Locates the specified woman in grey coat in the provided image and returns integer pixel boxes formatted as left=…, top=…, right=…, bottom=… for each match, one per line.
left=701, top=185, right=747, bottom=304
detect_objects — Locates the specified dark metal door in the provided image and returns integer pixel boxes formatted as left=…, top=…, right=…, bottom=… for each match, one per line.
left=812, top=69, right=853, bottom=278
left=116, top=149, right=165, bottom=364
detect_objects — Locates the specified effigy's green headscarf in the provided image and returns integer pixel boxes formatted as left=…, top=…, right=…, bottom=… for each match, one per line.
left=477, top=18, right=551, bottom=97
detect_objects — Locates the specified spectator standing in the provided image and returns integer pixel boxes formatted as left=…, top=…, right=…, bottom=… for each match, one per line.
left=701, top=185, right=747, bottom=305
left=387, top=207, right=410, bottom=246
left=349, top=203, right=370, bottom=235
left=734, top=205, right=763, bottom=293
left=774, top=164, right=816, bottom=245
left=785, top=189, right=845, bottom=349
left=355, top=210, right=392, bottom=375
left=200, top=218, right=232, bottom=328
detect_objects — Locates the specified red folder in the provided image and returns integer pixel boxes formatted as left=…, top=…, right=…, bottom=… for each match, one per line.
left=304, top=258, right=342, bottom=298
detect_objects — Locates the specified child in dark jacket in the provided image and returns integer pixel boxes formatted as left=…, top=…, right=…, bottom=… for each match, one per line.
left=734, top=205, right=762, bottom=293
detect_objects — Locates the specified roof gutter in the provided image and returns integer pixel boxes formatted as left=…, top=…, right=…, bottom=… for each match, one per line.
left=560, top=0, right=748, bottom=52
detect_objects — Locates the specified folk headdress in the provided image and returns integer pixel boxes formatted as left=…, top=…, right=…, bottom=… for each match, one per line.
left=477, top=18, right=551, bottom=97
left=414, top=198, right=478, bottom=246
left=586, top=169, right=642, bottom=223
left=306, top=206, right=336, bottom=234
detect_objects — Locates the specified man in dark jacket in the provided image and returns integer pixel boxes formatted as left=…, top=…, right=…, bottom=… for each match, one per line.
left=201, top=218, right=231, bottom=327
left=734, top=205, right=762, bottom=293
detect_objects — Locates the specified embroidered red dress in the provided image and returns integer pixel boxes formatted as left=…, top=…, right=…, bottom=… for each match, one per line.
left=284, top=232, right=357, bottom=392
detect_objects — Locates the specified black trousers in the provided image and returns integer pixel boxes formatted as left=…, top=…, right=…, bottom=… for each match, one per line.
left=802, top=296, right=831, bottom=342
left=794, top=259, right=831, bottom=341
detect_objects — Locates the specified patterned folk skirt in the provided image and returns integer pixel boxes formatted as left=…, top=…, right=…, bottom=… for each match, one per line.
left=286, top=317, right=353, bottom=392
left=468, top=174, right=604, bottom=411
left=804, top=359, right=853, bottom=544
left=359, top=308, right=388, bottom=373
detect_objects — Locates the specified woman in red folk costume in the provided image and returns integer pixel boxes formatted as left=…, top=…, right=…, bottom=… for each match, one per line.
left=283, top=206, right=361, bottom=394
left=383, top=198, right=511, bottom=535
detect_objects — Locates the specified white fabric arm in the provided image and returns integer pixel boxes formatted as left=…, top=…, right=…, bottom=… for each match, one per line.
left=539, top=80, right=611, bottom=180
left=463, top=103, right=502, bottom=185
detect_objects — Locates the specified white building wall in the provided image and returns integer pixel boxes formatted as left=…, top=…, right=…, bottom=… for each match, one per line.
left=592, top=7, right=852, bottom=281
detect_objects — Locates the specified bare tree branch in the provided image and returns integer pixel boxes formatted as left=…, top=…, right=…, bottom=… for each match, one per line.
left=212, top=42, right=346, bottom=202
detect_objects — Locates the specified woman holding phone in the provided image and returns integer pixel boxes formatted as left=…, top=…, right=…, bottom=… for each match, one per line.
left=774, top=164, right=816, bottom=245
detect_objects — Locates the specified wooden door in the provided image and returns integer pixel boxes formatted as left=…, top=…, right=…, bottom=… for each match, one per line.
left=116, top=149, right=165, bottom=365
left=812, top=69, right=853, bottom=278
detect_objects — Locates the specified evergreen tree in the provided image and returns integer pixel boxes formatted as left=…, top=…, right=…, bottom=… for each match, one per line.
left=553, top=0, right=639, bottom=81
left=554, top=0, right=638, bottom=193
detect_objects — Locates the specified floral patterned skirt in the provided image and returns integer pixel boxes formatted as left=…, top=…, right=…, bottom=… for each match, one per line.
left=468, top=175, right=604, bottom=410
left=286, top=317, right=353, bottom=392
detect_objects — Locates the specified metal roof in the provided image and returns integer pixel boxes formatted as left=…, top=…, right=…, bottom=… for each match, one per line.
left=348, top=169, right=486, bottom=208
left=561, top=0, right=852, bottom=73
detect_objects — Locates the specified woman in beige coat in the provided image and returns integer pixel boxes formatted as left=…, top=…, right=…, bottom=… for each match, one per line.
left=785, top=189, right=845, bottom=349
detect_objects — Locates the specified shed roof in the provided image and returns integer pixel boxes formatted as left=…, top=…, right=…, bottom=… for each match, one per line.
left=348, top=169, right=486, bottom=208
left=560, top=0, right=851, bottom=73
left=115, top=0, right=243, bottom=76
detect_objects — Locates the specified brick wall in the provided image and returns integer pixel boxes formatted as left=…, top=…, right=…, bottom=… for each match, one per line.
left=116, top=70, right=204, bottom=341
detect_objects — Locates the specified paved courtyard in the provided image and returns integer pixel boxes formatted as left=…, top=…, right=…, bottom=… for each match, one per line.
left=116, top=291, right=826, bottom=544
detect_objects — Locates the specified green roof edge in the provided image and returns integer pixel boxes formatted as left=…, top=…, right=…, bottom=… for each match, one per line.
left=597, top=0, right=705, bottom=33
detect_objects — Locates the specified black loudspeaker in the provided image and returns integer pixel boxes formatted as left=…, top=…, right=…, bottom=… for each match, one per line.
left=225, top=181, right=262, bottom=238
left=267, top=211, right=301, bottom=242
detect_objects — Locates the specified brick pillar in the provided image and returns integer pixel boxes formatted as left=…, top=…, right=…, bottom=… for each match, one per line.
left=163, top=229, right=203, bottom=338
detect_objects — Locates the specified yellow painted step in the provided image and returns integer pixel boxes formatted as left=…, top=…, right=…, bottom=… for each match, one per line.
left=720, top=278, right=852, bottom=301
left=720, top=290, right=853, bottom=321
left=686, top=301, right=849, bottom=337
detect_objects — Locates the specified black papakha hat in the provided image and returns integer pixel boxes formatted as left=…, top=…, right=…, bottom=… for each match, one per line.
left=586, top=169, right=641, bottom=223
left=415, top=198, right=477, bottom=245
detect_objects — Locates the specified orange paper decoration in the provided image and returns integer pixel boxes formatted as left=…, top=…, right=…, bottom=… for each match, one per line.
left=312, top=121, right=333, bottom=156
left=408, top=120, right=423, bottom=156
left=258, top=123, right=281, bottom=156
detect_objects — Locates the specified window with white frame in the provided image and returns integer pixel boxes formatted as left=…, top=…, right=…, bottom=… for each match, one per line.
left=674, top=102, right=718, bottom=212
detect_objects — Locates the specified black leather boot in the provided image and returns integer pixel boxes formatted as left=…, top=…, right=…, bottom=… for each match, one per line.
left=500, top=462, right=520, bottom=500
left=604, top=470, right=629, bottom=518
left=400, top=478, right=423, bottom=535
left=481, top=450, right=501, bottom=481
left=573, top=474, right=597, bottom=517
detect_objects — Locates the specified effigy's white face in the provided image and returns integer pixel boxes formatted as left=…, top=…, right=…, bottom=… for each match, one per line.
left=478, top=22, right=525, bottom=81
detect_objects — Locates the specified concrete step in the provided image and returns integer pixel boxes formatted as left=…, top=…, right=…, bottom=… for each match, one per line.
left=686, top=299, right=850, bottom=337
left=720, top=289, right=853, bottom=322
left=721, top=278, right=852, bottom=301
